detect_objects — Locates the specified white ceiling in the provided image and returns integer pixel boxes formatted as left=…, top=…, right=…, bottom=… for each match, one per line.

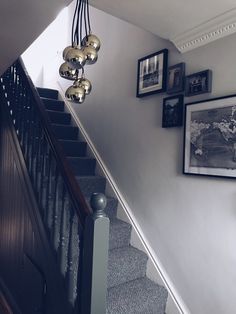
left=90, top=0, right=236, bottom=52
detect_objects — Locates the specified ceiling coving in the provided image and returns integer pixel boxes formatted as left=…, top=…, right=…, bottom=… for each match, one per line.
left=89, top=0, right=236, bottom=52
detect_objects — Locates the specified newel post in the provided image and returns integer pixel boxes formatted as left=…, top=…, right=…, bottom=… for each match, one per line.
left=79, top=193, right=110, bottom=314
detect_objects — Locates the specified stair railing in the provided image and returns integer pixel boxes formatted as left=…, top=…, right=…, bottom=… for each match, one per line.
left=0, top=58, right=109, bottom=314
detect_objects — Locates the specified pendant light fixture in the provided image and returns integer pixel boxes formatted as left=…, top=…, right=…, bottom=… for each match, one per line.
left=59, top=0, right=101, bottom=103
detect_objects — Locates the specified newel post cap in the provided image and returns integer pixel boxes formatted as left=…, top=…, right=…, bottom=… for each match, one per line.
left=90, top=193, right=107, bottom=214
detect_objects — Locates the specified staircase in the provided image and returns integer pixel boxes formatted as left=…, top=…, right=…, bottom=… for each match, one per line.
left=37, top=87, right=168, bottom=314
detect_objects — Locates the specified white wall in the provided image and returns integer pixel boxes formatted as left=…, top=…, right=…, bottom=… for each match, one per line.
left=69, top=7, right=236, bottom=314
left=22, top=4, right=236, bottom=314
left=22, top=7, right=69, bottom=87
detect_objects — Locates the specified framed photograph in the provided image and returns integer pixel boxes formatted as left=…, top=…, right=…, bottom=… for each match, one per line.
left=136, top=49, right=168, bottom=98
left=183, top=94, right=236, bottom=178
left=185, top=69, right=212, bottom=97
left=167, top=62, right=185, bottom=94
left=162, top=95, right=184, bottom=128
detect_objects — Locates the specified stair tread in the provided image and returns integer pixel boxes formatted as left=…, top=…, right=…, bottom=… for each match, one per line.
left=107, top=277, right=168, bottom=314
left=59, top=139, right=86, bottom=144
left=67, top=156, right=95, bottom=161
left=52, top=123, right=77, bottom=128
left=108, top=246, right=148, bottom=288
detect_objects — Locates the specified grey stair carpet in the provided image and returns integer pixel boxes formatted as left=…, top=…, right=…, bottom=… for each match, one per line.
left=37, top=87, right=168, bottom=313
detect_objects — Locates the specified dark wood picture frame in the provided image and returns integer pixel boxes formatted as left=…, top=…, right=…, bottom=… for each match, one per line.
left=183, top=94, right=236, bottom=179
left=167, top=62, right=185, bottom=94
left=136, top=49, right=168, bottom=98
left=185, top=69, right=212, bottom=97
left=162, top=95, right=184, bottom=128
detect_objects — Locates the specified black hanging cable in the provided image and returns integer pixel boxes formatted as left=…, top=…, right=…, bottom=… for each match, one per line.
left=79, top=0, right=84, bottom=46
left=75, top=0, right=83, bottom=46
left=84, top=0, right=88, bottom=39
left=71, top=0, right=79, bottom=46
left=86, top=0, right=91, bottom=35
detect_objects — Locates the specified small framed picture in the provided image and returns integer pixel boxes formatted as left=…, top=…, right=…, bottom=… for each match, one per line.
left=162, top=95, right=184, bottom=128
left=136, top=49, right=168, bottom=98
left=185, top=69, right=212, bottom=97
left=183, top=94, right=236, bottom=179
left=167, top=62, right=185, bottom=94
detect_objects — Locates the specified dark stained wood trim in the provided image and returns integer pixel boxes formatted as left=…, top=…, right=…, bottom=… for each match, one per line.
left=0, top=101, right=70, bottom=314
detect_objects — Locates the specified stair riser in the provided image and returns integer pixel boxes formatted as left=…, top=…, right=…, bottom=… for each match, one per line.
left=77, top=177, right=106, bottom=197
left=104, top=199, right=118, bottom=219
left=109, top=223, right=131, bottom=250
left=43, top=100, right=64, bottom=112
left=53, top=125, right=78, bottom=140
left=69, top=158, right=96, bottom=176
left=37, top=87, right=58, bottom=99
left=47, top=111, right=71, bottom=125
left=108, top=248, right=148, bottom=288
left=60, top=141, right=87, bottom=157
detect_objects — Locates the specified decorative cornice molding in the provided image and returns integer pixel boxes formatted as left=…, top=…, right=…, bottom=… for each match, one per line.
left=171, top=8, right=236, bottom=53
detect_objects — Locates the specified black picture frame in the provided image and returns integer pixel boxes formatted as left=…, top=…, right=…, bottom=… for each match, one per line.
left=183, top=94, right=236, bottom=179
left=167, top=62, right=185, bottom=94
left=136, top=49, right=168, bottom=98
left=185, top=69, right=212, bottom=97
left=162, top=95, right=184, bottom=128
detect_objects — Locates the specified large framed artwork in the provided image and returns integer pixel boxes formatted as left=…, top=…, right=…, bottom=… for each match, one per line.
left=183, top=94, right=236, bottom=178
left=136, top=49, right=168, bottom=98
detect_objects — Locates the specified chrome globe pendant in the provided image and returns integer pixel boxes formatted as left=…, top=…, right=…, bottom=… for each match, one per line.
left=63, top=46, right=73, bottom=60
left=78, top=77, right=92, bottom=95
left=81, top=34, right=101, bottom=51
left=82, top=46, right=98, bottom=65
left=59, top=62, right=78, bottom=80
left=65, top=83, right=86, bottom=103
left=65, top=47, right=86, bottom=69
left=59, top=0, right=101, bottom=102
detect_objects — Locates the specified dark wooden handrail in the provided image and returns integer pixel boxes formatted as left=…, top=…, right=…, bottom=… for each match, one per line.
left=17, top=58, right=91, bottom=232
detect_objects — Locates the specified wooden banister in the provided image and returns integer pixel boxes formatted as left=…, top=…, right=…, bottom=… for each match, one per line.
left=16, top=58, right=91, bottom=231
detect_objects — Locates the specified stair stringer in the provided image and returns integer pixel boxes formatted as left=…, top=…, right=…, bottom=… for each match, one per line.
left=56, top=81, right=190, bottom=314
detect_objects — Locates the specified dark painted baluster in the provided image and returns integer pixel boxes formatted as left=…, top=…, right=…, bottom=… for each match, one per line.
left=25, top=92, right=33, bottom=163
left=34, top=126, right=43, bottom=194
left=51, top=166, right=60, bottom=251
left=66, top=205, right=77, bottom=306
left=58, top=184, right=68, bottom=277
left=38, top=134, right=47, bottom=209
left=44, top=151, right=53, bottom=230
left=28, top=107, right=36, bottom=177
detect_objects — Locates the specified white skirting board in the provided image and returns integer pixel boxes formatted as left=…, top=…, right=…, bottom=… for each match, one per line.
left=57, top=81, right=190, bottom=314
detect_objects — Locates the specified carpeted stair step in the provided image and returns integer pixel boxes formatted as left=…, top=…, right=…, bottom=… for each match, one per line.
left=46, top=110, right=71, bottom=125
left=52, top=124, right=78, bottom=140
left=37, top=87, right=59, bottom=100
left=59, top=140, right=87, bottom=157
left=67, top=157, right=96, bottom=176
left=41, top=98, right=65, bottom=112
left=76, top=176, right=106, bottom=197
left=109, top=219, right=132, bottom=250
left=107, top=277, right=168, bottom=314
left=108, top=246, right=148, bottom=288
